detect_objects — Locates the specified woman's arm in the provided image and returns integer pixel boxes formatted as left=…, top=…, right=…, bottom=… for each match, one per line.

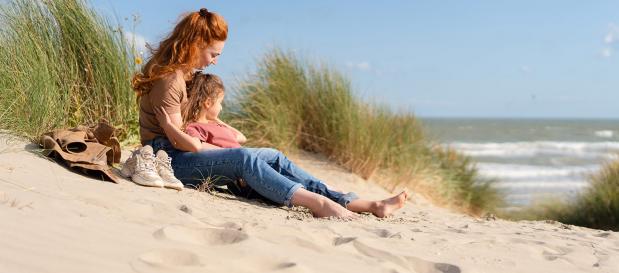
left=200, top=142, right=223, bottom=150
left=216, top=118, right=247, bottom=144
left=155, top=107, right=223, bottom=152
left=154, top=107, right=200, bottom=152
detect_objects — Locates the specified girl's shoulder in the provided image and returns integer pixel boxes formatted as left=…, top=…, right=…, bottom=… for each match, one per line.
left=185, top=121, right=209, bottom=130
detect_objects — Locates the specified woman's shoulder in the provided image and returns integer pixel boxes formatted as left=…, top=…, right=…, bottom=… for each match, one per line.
left=153, top=70, right=187, bottom=87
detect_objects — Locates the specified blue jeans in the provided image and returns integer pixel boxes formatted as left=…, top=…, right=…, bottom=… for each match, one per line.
left=146, top=136, right=358, bottom=207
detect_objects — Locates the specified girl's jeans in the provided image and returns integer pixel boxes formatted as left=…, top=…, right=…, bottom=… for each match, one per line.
left=146, top=136, right=358, bottom=207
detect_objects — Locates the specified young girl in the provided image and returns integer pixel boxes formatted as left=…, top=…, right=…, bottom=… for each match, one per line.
left=157, top=72, right=408, bottom=218
left=182, top=72, right=246, bottom=149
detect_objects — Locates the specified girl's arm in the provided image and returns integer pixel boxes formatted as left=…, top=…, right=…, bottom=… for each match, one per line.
left=216, top=118, right=247, bottom=144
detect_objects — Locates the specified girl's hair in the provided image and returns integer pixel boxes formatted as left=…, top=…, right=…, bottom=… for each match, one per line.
left=183, top=72, right=225, bottom=124
left=131, top=8, right=228, bottom=96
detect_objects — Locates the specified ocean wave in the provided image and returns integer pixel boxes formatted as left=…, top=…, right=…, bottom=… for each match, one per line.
left=492, top=181, right=589, bottom=189
left=595, top=130, right=614, bottom=138
left=448, top=141, right=619, bottom=158
left=476, top=163, right=598, bottom=179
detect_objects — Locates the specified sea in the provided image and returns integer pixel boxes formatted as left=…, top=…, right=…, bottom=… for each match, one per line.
left=421, top=118, right=619, bottom=209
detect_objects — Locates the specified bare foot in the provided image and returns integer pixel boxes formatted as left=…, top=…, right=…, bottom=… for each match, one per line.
left=372, top=191, right=408, bottom=218
left=312, top=197, right=358, bottom=219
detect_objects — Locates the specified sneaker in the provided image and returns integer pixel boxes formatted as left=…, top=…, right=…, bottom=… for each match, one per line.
left=131, top=145, right=164, bottom=188
left=155, top=150, right=184, bottom=191
left=120, top=150, right=137, bottom=178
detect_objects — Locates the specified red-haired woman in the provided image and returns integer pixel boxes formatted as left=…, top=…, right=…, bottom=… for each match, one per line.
left=133, top=8, right=407, bottom=218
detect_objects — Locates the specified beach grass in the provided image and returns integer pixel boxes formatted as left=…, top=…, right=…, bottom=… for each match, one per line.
left=0, top=0, right=138, bottom=143
left=504, top=160, right=619, bottom=231
left=225, top=50, right=502, bottom=214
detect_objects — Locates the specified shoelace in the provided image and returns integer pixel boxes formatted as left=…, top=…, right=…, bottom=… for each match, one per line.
left=136, top=154, right=157, bottom=172
left=156, top=157, right=174, bottom=174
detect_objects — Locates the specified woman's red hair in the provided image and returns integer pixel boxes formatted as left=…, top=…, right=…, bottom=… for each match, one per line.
left=131, top=8, right=228, bottom=96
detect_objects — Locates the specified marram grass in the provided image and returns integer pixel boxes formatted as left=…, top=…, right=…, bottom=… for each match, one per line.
left=226, top=50, right=502, bottom=214
left=0, top=0, right=138, bottom=142
left=504, top=160, right=619, bottom=231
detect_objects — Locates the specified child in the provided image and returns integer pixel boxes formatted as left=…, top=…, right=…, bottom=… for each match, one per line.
left=173, top=72, right=408, bottom=218
left=182, top=73, right=246, bottom=149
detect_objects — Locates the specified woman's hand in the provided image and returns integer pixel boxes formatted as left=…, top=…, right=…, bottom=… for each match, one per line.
left=216, top=118, right=247, bottom=144
left=154, top=106, right=203, bottom=152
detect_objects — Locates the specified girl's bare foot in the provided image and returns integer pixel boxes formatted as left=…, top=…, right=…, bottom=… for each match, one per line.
left=372, top=191, right=408, bottom=218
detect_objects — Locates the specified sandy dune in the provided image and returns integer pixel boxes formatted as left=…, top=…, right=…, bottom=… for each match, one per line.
left=0, top=135, right=618, bottom=273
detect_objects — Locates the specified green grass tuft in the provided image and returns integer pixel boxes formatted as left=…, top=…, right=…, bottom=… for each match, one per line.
left=0, top=0, right=138, bottom=142
left=504, top=160, right=619, bottom=231
left=226, top=49, right=502, bottom=214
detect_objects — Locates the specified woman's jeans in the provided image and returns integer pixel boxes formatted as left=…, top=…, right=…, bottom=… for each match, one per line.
left=146, top=136, right=358, bottom=207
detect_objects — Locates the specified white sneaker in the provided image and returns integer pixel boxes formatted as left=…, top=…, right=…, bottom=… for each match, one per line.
left=155, top=150, right=184, bottom=191
left=120, top=150, right=137, bottom=178
left=131, top=145, right=164, bottom=188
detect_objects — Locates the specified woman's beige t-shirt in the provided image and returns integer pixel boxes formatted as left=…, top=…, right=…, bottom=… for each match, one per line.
left=139, top=70, right=188, bottom=145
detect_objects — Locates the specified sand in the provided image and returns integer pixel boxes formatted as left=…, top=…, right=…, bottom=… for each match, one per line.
left=0, top=135, right=618, bottom=273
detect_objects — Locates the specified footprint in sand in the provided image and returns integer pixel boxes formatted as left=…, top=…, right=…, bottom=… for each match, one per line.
left=131, top=249, right=203, bottom=273
left=153, top=225, right=249, bottom=246
left=541, top=245, right=573, bottom=261
left=368, top=228, right=403, bottom=239
left=509, top=237, right=573, bottom=262
left=333, top=237, right=460, bottom=273
left=593, top=231, right=613, bottom=238
left=333, top=236, right=357, bottom=246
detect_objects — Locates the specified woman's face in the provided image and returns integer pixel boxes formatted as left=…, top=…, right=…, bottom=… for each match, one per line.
left=197, top=40, right=225, bottom=69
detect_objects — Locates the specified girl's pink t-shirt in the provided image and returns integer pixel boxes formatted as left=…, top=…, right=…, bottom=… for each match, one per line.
left=185, top=122, right=241, bottom=148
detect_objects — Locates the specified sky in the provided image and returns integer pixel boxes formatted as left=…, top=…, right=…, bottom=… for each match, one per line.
left=89, top=0, right=619, bottom=119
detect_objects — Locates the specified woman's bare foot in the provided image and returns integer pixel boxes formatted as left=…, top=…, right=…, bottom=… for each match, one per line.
left=290, top=189, right=357, bottom=219
left=371, top=191, right=408, bottom=218
left=312, top=197, right=357, bottom=219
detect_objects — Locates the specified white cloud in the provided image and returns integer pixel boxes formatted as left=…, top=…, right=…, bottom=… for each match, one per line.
left=410, top=99, right=455, bottom=106
left=601, top=23, right=619, bottom=58
left=346, top=61, right=372, bottom=71
left=356, top=62, right=371, bottom=71
left=604, top=23, right=619, bottom=44
left=520, top=65, right=530, bottom=73
left=124, top=31, right=149, bottom=55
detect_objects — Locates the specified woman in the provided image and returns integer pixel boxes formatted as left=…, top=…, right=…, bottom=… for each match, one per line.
left=132, top=8, right=407, bottom=218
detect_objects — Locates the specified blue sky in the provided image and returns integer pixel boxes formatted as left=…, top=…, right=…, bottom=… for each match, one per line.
left=90, top=0, right=619, bottom=118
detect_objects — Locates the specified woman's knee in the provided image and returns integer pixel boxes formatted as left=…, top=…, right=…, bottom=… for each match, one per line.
left=232, top=147, right=257, bottom=163
left=260, top=148, right=284, bottom=160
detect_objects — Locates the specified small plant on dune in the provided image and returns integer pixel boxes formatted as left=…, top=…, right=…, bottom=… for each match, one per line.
left=507, top=160, right=619, bottom=231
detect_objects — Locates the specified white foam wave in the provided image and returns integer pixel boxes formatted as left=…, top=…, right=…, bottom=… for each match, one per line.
left=492, top=181, right=589, bottom=189
left=595, top=130, right=614, bottom=138
left=449, top=141, right=619, bottom=158
left=476, top=163, right=598, bottom=179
